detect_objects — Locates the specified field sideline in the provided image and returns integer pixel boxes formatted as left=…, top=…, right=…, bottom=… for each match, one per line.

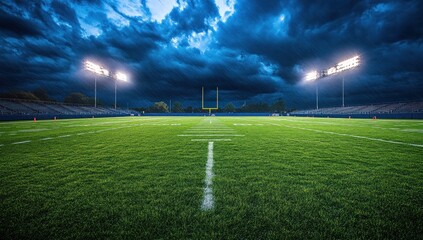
left=1, top=116, right=422, bottom=239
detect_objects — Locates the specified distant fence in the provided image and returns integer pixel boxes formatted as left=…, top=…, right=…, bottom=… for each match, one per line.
left=289, top=113, right=423, bottom=119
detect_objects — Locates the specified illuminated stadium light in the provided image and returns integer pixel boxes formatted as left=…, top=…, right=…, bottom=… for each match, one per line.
left=116, top=72, right=128, bottom=82
left=85, top=61, right=110, bottom=108
left=305, top=71, right=319, bottom=81
left=335, top=55, right=360, bottom=73
left=84, top=61, right=129, bottom=109
left=326, top=67, right=337, bottom=75
left=114, top=72, right=128, bottom=109
left=85, top=61, right=109, bottom=77
left=304, top=55, right=360, bottom=108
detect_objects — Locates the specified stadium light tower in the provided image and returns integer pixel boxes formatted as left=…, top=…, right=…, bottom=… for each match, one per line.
left=305, top=55, right=360, bottom=108
left=114, top=72, right=128, bottom=109
left=85, top=61, right=109, bottom=108
left=305, top=71, right=319, bottom=109
left=323, top=55, right=360, bottom=107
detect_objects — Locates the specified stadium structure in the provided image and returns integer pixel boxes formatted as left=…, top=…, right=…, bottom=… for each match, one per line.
left=0, top=98, right=138, bottom=121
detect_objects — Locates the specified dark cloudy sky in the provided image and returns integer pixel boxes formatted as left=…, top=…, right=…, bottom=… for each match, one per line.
left=0, top=0, right=422, bottom=109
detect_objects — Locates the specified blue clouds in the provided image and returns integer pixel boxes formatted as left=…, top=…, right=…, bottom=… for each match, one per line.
left=0, top=0, right=422, bottom=108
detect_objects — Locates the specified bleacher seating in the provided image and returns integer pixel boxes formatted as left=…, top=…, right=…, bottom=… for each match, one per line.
left=292, top=101, right=423, bottom=115
left=0, top=99, right=138, bottom=117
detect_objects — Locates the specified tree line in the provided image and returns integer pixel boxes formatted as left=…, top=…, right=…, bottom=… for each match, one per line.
left=134, top=99, right=286, bottom=113
left=1, top=89, right=286, bottom=112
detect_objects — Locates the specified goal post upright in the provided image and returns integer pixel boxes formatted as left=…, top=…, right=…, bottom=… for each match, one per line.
left=202, top=86, right=219, bottom=115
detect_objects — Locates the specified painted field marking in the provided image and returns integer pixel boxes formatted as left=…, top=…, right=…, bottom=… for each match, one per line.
left=185, top=130, right=236, bottom=132
left=58, top=135, right=72, bottom=138
left=12, top=140, right=31, bottom=145
left=188, top=127, right=232, bottom=129
left=40, top=137, right=53, bottom=141
left=18, top=128, right=49, bottom=132
left=192, top=139, right=231, bottom=142
left=186, top=132, right=236, bottom=134
left=0, top=144, right=4, bottom=147
left=178, top=134, right=244, bottom=137
left=281, top=124, right=423, bottom=148
left=201, top=141, right=214, bottom=210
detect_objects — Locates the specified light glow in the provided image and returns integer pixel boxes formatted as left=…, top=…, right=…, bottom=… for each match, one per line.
left=305, top=71, right=318, bottom=81
left=85, top=61, right=109, bottom=76
left=326, top=67, right=337, bottom=75
left=335, top=56, right=360, bottom=73
left=116, top=72, right=128, bottom=82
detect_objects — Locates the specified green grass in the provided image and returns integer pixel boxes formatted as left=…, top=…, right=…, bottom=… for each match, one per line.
left=0, top=116, right=422, bottom=239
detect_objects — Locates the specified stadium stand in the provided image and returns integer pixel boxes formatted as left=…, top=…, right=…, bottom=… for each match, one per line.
left=0, top=98, right=138, bottom=120
left=291, top=101, right=423, bottom=117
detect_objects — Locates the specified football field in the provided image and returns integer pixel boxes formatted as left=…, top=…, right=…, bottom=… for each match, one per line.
left=1, top=116, right=422, bottom=239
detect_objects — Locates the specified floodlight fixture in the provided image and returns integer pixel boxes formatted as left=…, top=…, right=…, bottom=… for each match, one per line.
left=85, top=61, right=110, bottom=108
left=305, top=71, right=319, bottom=81
left=335, top=56, right=359, bottom=107
left=116, top=72, right=128, bottom=82
left=336, top=55, right=360, bottom=73
left=304, top=55, right=360, bottom=109
left=85, top=61, right=109, bottom=77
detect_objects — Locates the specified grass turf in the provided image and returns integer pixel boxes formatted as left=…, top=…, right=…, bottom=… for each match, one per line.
left=0, top=116, right=422, bottom=239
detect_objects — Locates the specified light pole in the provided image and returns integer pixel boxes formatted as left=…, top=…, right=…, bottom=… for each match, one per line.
left=316, top=82, right=319, bottom=110
left=342, top=75, right=345, bottom=107
left=305, top=70, right=319, bottom=109
left=305, top=55, right=359, bottom=109
left=85, top=61, right=109, bottom=108
left=114, top=72, right=128, bottom=109
left=330, top=56, right=359, bottom=107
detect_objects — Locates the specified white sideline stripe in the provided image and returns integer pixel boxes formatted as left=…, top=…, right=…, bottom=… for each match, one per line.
left=58, top=135, right=71, bottom=138
left=77, top=133, right=86, bottom=135
left=192, top=139, right=231, bottom=142
left=12, top=140, right=31, bottom=145
left=41, top=137, right=53, bottom=141
left=282, top=124, right=423, bottom=148
left=0, top=144, right=4, bottom=147
left=178, top=134, right=244, bottom=137
left=201, top=142, right=214, bottom=210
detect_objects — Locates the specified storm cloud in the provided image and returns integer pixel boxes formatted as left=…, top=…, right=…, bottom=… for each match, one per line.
left=0, top=0, right=422, bottom=108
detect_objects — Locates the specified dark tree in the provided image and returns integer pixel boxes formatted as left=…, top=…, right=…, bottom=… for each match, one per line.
left=224, top=102, right=236, bottom=113
left=271, top=98, right=285, bottom=113
left=32, top=88, right=50, bottom=101
left=64, top=92, right=92, bottom=105
left=172, top=101, right=184, bottom=113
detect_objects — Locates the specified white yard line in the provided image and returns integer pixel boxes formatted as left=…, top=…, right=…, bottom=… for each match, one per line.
left=11, top=140, right=31, bottom=145
left=185, top=130, right=236, bottom=133
left=192, top=139, right=232, bottom=142
left=178, top=134, right=244, bottom=137
left=40, top=137, right=53, bottom=141
left=280, top=124, right=423, bottom=148
left=58, top=135, right=72, bottom=138
left=201, top=142, right=215, bottom=210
